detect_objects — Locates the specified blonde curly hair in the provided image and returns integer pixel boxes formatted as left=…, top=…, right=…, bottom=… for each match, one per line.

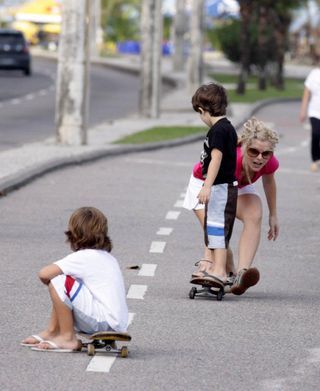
left=238, top=117, right=279, bottom=149
left=239, top=117, right=279, bottom=184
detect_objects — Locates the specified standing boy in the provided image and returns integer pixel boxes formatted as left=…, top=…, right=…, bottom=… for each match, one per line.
left=191, top=83, right=238, bottom=289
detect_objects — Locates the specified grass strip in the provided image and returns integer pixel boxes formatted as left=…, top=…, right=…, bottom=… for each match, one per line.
left=114, top=125, right=205, bottom=144
left=210, top=74, right=304, bottom=103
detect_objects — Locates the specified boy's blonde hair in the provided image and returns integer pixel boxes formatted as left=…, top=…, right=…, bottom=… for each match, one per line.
left=65, top=207, right=112, bottom=252
left=239, top=117, right=279, bottom=149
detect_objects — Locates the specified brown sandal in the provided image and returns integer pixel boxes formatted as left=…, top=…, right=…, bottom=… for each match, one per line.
left=191, top=259, right=213, bottom=278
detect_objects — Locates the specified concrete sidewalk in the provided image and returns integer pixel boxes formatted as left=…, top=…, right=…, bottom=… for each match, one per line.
left=0, top=53, right=308, bottom=196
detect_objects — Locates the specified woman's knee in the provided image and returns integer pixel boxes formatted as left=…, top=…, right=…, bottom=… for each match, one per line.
left=237, top=195, right=262, bottom=226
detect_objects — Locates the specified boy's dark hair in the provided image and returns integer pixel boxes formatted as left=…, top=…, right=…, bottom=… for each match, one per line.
left=65, top=207, right=112, bottom=252
left=192, top=83, right=228, bottom=116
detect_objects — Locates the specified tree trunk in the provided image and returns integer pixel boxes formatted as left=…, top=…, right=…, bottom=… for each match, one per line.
left=55, top=0, right=91, bottom=145
left=257, top=5, right=268, bottom=91
left=187, top=0, right=204, bottom=93
left=139, top=0, right=162, bottom=118
left=237, top=1, right=253, bottom=95
left=173, top=0, right=188, bottom=71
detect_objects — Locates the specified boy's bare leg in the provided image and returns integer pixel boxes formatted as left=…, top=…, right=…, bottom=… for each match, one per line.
left=193, top=209, right=235, bottom=275
left=236, top=194, right=262, bottom=271
left=206, top=248, right=227, bottom=280
left=35, top=283, right=81, bottom=350
left=21, top=308, right=60, bottom=345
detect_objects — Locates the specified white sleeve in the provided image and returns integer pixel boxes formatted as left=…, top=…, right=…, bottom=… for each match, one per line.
left=305, top=70, right=315, bottom=91
left=54, top=252, right=84, bottom=279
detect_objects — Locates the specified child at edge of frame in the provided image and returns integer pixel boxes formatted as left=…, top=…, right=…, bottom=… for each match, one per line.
left=21, top=206, right=129, bottom=352
left=190, top=82, right=238, bottom=290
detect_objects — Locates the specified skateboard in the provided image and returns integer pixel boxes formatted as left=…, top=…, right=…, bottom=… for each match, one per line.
left=80, top=331, right=131, bottom=358
left=189, top=277, right=232, bottom=301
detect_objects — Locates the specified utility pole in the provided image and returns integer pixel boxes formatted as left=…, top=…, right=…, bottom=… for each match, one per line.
left=55, top=0, right=91, bottom=145
left=139, top=0, right=162, bottom=118
left=187, top=0, right=204, bottom=94
left=91, top=0, right=103, bottom=57
left=173, top=0, right=188, bottom=71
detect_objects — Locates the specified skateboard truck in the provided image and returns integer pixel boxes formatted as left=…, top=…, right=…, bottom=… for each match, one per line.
left=80, top=331, right=131, bottom=358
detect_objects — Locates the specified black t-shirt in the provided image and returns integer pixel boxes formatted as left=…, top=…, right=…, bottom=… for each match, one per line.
left=200, top=117, right=237, bottom=184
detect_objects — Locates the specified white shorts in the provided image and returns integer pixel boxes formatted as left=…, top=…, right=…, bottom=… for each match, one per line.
left=183, top=174, right=260, bottom=212
left=51, top=275, right=112, bottom=334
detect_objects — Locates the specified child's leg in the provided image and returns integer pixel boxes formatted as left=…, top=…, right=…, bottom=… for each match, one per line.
left=35, top=278, right=81, bottom=350
left=206, top=248, right=227, bottom=280
left=21, top=308, right=60, bottom=345
left=193, top=209, right=235, bottom=274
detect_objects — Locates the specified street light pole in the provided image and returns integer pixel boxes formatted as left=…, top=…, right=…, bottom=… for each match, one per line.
left=55, top=0, right=91, bottom=145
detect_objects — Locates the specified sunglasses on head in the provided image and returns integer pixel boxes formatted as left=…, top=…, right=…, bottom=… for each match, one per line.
left=247, top=147, right=273, bottom=159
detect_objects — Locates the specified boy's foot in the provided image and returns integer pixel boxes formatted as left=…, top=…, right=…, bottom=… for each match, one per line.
left=201, top=273, right=226, bottom=289
left=191, top=259, right=213, bottom=278
left=231, top=268, right=260, bottom=295
left=21, top=335, right=44, bottom=346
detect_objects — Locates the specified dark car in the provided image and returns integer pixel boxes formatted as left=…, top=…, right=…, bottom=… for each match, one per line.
left=0, top=29, right=32, bottom=76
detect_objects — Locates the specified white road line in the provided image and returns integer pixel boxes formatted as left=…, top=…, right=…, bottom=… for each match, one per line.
left=39, top=89, right=47, bottom=96
left=157, top=227, right=173, bottom=236
left=180, top=192, right=186, bottom=198
left=149, top=241, right=166, bottom=253
left=138, top=264, right=157, bottom=277
left=86, top=355, right=116, bottom=373
left=166, top=211, right=181, bottom=220
left=174, top=200, right=184, bottom=208
left=25, top=94, right=34, bottom=100
left=127, top=284, right=148, bottom=299
left=128, top=312, right=135, bottom=326
left=10, top=99, right=20, bottom=105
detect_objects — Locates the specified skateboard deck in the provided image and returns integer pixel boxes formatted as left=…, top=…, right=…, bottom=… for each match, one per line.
left=80, top=331, right=131, bottom=357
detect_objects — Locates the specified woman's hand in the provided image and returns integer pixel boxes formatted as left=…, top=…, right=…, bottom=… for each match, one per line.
left=268, top=215, right=279, bottom=241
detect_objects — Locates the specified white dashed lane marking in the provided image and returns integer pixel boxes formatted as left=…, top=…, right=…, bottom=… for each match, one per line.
left=174, top=200, right=184, bottom=208
left=165, top=211, right=181, bottom=220
left=127, top=284, right=148, bottom=299
left=156, top=227, right=173, bottom=236
left=149, top=241, right=166, bottom=253
left=138, top=264, right=157, bottom=277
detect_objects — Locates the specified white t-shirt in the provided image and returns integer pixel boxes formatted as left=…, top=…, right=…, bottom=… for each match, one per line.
left=55, top=249, right=128, bottom=332
left=305, top=68, right=320, bottom=119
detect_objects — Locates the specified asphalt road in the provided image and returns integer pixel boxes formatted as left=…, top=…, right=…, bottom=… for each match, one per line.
left=1, top=101, right=319, bottom=390
left=0, top=57, right=140, bottom=151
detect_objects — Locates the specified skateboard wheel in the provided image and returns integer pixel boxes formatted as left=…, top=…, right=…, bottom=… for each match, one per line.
left=217, top=290, right=223, bottom=301
left=87, top=343, right=95, bottom=356
left=189, top=287, right=197, bottom=299
left=120, top=346, right=128, bottom=358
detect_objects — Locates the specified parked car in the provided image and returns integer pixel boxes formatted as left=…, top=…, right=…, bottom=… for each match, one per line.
left=0, top=29, right=32, bottom=76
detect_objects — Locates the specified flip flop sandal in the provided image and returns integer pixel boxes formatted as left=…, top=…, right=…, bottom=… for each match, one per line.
left=191, top=272, right=225, bottom=289
left=231, top=268, right=260, bottom=295
left=201, top=273, right=226, bottom=289
left=21, top=335, right=44, bottom=347
left=31, top=340, right=82, bottom=353
left=191, top=259, right=213, bottom=278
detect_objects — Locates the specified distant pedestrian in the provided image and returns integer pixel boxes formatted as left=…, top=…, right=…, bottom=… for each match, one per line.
left=189, top=83, right=238, bottom=290
left=300, top=68, right=320, bottom=172
left=184, top=117, right=280, bottom=295
left=21, top=206, right=128, bottom=352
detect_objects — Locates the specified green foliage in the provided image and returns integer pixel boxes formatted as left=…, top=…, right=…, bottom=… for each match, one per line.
left=101, top=0, right=140, bottom=42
